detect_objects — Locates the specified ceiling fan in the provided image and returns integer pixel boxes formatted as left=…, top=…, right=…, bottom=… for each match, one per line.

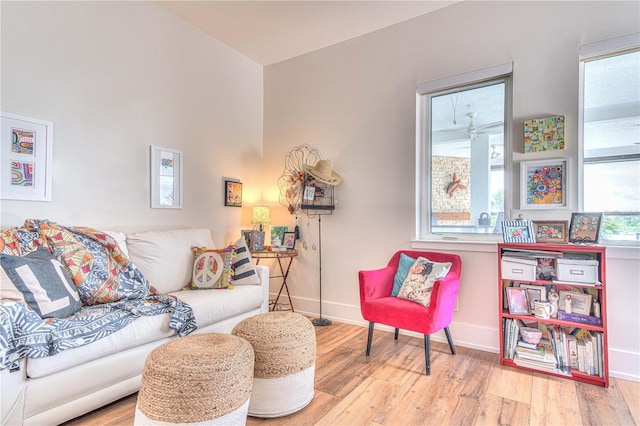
left=441, top=112, right=503, bottom=140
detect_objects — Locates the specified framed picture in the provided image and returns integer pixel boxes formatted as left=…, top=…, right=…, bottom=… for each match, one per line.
left=150, top=146, right=183, bottom=209
left=569, top=212, right=603, bottom=244
left=282, top=232, right=296, bottom=249
left=524, top=115, right=565, bottom=153
left=502, top=220, right=536, bottom=243
left=518, top=283, right=547, bottom=312
left=1, top=112, right=53, bottom=201
left=224, top=180, right=242, bottom=207
left=506, top=287, right=531, bottom=315
left=520, top=159, right=569, bottom=209
left=533, top=220, right=569, bottom=244
left=559, top=290, right=592, bottom=315
left=270, top=226, right=288, bottom=246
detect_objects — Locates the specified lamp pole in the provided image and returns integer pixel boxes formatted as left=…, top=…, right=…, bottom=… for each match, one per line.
left=312, top=214, right=331, bottom=326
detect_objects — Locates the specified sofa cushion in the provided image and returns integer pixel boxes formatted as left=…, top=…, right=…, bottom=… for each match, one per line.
left=0, top=248, right=81, bottom=318
left=397, top=256, right=452, bottom=307
left=170, top=286, right=264, bottom=329
left=189, top=246, right=234, bottom=289
left=126, top=229, right=214, bottom=294
left=230, top=237, right=261, bottom=286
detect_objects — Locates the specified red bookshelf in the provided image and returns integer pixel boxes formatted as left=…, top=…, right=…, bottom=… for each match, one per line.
left=498, top=243, right=608, bottom=387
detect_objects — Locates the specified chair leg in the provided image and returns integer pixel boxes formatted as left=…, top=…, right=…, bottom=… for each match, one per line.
left=366, top=322, right=375, bottom=356
left=424, top=334, right=431, bottom=375
left=394, top=328, right=399, bottom=340
left=444, top=326, right=456, bottom=355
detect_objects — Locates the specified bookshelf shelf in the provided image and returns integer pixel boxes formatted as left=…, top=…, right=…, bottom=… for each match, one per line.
left=498, top=243, right=608, bottom=387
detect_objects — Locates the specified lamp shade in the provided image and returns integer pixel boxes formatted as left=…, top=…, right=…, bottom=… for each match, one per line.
left=251, top=206, right=271, bottom=225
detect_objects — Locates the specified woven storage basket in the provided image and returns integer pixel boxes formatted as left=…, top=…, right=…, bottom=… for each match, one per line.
left=232, top=312, right=316, bottom=418
left=134, top=333, right=254, bottom=425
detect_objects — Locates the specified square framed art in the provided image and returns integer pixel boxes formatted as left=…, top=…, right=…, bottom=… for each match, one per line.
left=568, top=212, right=603, bottom=244
left=520, top=159, right=568, bottom=210
left=1, top=112, right=53, bottom=201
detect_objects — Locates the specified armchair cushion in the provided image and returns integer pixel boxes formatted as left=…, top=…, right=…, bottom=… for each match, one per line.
left=397, top=257, right=452, bottom=306
left=391, top=253, right=415, bottom=296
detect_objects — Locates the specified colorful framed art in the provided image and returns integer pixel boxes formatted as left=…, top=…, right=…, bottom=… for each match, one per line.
left=502, top=220, right=535, bottom=243
left=524, top=115, right=565, bottom=153
left=569, top=212, right=603, bottom=244
left=224, top=180, right=242, bottom=207
left=532, top=220, right=569, bottom=243
left=520, top=159, right=569, bottom=210
left=1, top=112, right=53, bottom=201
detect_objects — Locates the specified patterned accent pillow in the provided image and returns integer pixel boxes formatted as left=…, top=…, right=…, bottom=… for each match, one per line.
left=189, top=245, right=235, bottom=289
left=0, top=248, right=82, bottom=318
left=391, top=253, right=415, bottom=296
left=230, top=237, right=261, bottom=286
left=397, top=256, right=452, bottom=307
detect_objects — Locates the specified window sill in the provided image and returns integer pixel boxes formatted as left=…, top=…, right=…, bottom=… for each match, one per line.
left=411, top=239, right=639, bottom=260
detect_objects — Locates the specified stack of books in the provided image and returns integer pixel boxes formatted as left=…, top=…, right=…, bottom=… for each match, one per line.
left=513, top=338, right=559, bottom=373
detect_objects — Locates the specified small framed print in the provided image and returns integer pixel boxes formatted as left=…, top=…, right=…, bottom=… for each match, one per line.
left=224, top=180, right=242, bottom=207
left=518, top=283, right=547, bottom=312
left=569, top=212, right=603, bottom=244
left=1, top=112, right=53, bottom=201
left=533, top=220, right=569, bottom=244
left=283, top=232, right=296, bottom=249
left=502, top=220, right=536, bottom=243
left=506, top=287, right=531, bottom=315
left=559, top=291, right=592, bottom=315
left=270, top=226, right=288, bottom=246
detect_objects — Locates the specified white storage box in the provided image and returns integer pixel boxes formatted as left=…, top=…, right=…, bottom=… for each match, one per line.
left=501, top=257, right=537, bottom=281
left=556, top=258, right=599, bottom=284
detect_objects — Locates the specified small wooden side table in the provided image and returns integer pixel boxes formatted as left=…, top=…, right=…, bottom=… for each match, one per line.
left=251, top=249, right=298, bottom=312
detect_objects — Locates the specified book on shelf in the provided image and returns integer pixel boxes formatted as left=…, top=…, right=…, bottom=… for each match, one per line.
left=557, top=311, right=602, bottom=326
left=517, top=340, right=537, bottom=350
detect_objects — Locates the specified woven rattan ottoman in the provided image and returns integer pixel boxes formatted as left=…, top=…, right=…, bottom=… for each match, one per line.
left=134, top=333, right=254, bottom=425
left=232, top=311, right=316, bottom=418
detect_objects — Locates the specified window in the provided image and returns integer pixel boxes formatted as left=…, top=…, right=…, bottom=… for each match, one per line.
left=416, top=64, right=512, bottom=239
left=580, top=34, right=640, bottom=243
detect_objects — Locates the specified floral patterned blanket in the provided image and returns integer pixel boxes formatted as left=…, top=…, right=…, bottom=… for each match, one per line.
left=0, top=220, right=196, bottom=369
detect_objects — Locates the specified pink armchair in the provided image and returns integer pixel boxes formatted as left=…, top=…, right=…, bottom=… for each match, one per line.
left=359, top=250, right=462, bottom=375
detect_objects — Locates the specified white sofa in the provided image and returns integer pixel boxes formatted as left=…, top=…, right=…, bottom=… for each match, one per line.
left=1, top=228, right=269, bottom=426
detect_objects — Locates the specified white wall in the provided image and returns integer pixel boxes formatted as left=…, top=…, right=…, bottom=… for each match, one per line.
left=1, top=1, right=264, bottom=246
left=264, top=1, right=640, bottom=381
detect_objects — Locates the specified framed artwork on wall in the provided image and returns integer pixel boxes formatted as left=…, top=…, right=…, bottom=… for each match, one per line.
left=532, top=220, right=569, bottom=243
left=520, top=159, right=569, bottom=210
left=224, top=180, right=242, bottom=207
left=150, top=145, right=183, bottom=209
left=568, top=212, right=603, bottom=244
left=523, top=115, right=565, bottom=153
left=1, top=112, right=53, bottom=201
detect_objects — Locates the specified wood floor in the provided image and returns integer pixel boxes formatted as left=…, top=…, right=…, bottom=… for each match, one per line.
left=64, top=321, right=639, bottom=426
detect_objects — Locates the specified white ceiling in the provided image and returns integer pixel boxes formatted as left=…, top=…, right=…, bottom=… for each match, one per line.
left=156, top=0, right=458, bottom=66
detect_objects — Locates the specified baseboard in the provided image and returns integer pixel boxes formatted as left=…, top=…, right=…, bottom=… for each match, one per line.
left=278, top=293, right=640, bottom=383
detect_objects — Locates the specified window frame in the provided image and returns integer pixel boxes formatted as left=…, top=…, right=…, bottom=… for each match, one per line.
left=415, top=63, right=514, bottom=241
left=578, top=33, right=640, bottom=246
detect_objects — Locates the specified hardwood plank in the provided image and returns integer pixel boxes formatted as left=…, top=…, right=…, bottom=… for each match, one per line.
left=616, top=377, right=640, bottom=425
left=61, top=321, right=633, bottom=426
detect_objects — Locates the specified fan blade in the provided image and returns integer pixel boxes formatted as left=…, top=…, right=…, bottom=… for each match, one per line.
left=476, top=121, right=503, bottom=131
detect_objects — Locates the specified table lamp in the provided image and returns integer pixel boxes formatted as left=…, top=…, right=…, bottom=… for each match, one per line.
left=251, top=206, right=271, bottom=251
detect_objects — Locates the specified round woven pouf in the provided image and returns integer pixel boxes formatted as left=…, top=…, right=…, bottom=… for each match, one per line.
left=232, top=311, right=316, bottom=418
left=134, top=333, right=254, bottom=425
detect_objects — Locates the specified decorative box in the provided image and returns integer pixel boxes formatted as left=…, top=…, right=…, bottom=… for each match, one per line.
left=556, top=258, right=599, bottom=284
left=501, top=257, right=537, bottom=281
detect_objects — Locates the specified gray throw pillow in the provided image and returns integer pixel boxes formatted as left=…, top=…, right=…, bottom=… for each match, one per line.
left=0, top=248, right=82, bottom=318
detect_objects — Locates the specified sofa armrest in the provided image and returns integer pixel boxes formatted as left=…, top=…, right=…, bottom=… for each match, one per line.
left=255, top=264, right=270, bottom=313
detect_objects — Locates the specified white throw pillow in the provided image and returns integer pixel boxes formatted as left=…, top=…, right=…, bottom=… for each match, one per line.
left=230, top=237, right=261, bottom=286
